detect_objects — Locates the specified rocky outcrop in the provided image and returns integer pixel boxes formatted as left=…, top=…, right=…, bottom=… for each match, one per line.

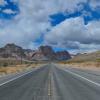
left=0, top=44, right=26, bottom=59
left=31, top=46, right=56, bottom=60
left=31, top=46, right=71, bottom=61
left=55, top=51, right=71, bottom=60
left=0, top=44, right=71, bottom=61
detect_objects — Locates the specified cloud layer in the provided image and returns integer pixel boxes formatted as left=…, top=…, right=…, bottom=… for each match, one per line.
left=0, top=0, right=6, bottom=5
left=44, top=17, right=100, bottom=52
left=0, top=0, right=100, bottom=52
left=0, top=0, right=87, bottom=48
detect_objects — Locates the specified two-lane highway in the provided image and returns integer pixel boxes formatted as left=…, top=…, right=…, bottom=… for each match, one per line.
left=0, top=64, right=100, bottom=100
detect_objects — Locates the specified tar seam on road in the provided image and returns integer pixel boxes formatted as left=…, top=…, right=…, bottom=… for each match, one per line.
left=63, top=68, right=100, bottom=87
left=48, top=70, right=52, bottom=100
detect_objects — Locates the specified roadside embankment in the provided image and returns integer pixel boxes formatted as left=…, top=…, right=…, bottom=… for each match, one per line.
left=58, top=61, right=100, bottom=71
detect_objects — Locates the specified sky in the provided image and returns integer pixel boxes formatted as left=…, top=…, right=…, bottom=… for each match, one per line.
left=0, top=0, right=100, bottom=53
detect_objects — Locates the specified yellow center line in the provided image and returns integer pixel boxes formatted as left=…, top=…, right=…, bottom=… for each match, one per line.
left=48, top=71, right=52, bottom=99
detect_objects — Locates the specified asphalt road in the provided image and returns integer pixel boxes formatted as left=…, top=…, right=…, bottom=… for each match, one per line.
left=0, top=64, right=100, bottom=100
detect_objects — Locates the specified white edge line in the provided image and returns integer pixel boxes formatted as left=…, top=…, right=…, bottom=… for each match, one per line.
left=60, top=67, right=100, bottom=87
left=0, top=69, right=36, bottom=87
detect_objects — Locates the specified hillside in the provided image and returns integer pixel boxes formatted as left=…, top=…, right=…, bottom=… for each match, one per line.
left=61, top=51, right=100, bottom=68
left=69, top=51, right=100, bottom=62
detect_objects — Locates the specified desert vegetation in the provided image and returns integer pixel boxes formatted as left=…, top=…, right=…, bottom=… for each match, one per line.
left=0, top=58, right=45, bottom=75
left=59, top=51, right=100, bottom=68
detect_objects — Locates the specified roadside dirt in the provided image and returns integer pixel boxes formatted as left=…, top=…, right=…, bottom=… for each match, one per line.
left=59, top=62, right=100, bottom=71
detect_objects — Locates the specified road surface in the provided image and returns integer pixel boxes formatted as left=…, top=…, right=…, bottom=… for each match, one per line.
left=0, top=64, right=100, bottom=100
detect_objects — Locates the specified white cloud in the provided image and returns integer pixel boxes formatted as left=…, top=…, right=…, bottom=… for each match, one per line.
left=82, top=11, right=92, bottom=18
left=0, top=0, right=100, bottom=51
left=3, top=9, right=16, bottom=14
left=45, top=17, right=88, bottom=44
left=0, top=0, right=6, bottom=5
left=0, top=0, right=87, bottom=49
left=44, top=17, right=100, bottom=52
left=0, top=0, right=52, bottom=48
left=89, top=0, right=100, bottom=10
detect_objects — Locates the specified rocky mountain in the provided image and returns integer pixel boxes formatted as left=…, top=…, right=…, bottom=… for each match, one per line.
left=0, top=44, right=26, bottom=59
left=31, top=46, right=71, bottom=61
left=0, top=44, right=71, bottom=61
left=55, top=51, right=71, bottom=60
left=31, top=46, right=56, bottom=60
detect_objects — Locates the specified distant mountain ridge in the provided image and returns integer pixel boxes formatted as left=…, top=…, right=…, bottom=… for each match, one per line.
left=0, top=44, right=71, bottom=61
left=0, top=44, right=26, bottom=59
left=31, top=46, right=71, bottom=61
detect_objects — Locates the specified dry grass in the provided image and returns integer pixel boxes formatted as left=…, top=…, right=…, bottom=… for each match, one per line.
left=66, top=62, right=100, bottom=67
left=0, top=62, right=44, bottom=75
left=58, top=51, right=100, bottom=70
left=0, top=58, right=48, bottom=75
left=0, top=58, right=37, bottom=75
left=0, top=66, right=25, bottom=74
left=0, top=58, right=31, bottom=68
left=59, top=61, right=100, bottom=71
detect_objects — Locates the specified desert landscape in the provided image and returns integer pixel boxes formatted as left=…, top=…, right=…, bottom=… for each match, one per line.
left=0, top=43, right=71, bottom=76
left=59, top=51, right=100, bottom=70
left=0, top=43, right=100, bottom=76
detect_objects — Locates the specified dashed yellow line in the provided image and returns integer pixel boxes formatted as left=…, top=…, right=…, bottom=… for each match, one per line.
left=48, top=71, right=52, bottom=98
left=48, top=83, right=51, bottom=96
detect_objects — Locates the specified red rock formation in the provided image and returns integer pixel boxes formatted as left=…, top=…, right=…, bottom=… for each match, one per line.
left=31, top=46, right=71, bottom=61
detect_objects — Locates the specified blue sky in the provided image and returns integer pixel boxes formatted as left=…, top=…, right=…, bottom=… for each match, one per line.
left=0, top=0, right=19, bottom=19
left=0, top=0, right=100, bottom=53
